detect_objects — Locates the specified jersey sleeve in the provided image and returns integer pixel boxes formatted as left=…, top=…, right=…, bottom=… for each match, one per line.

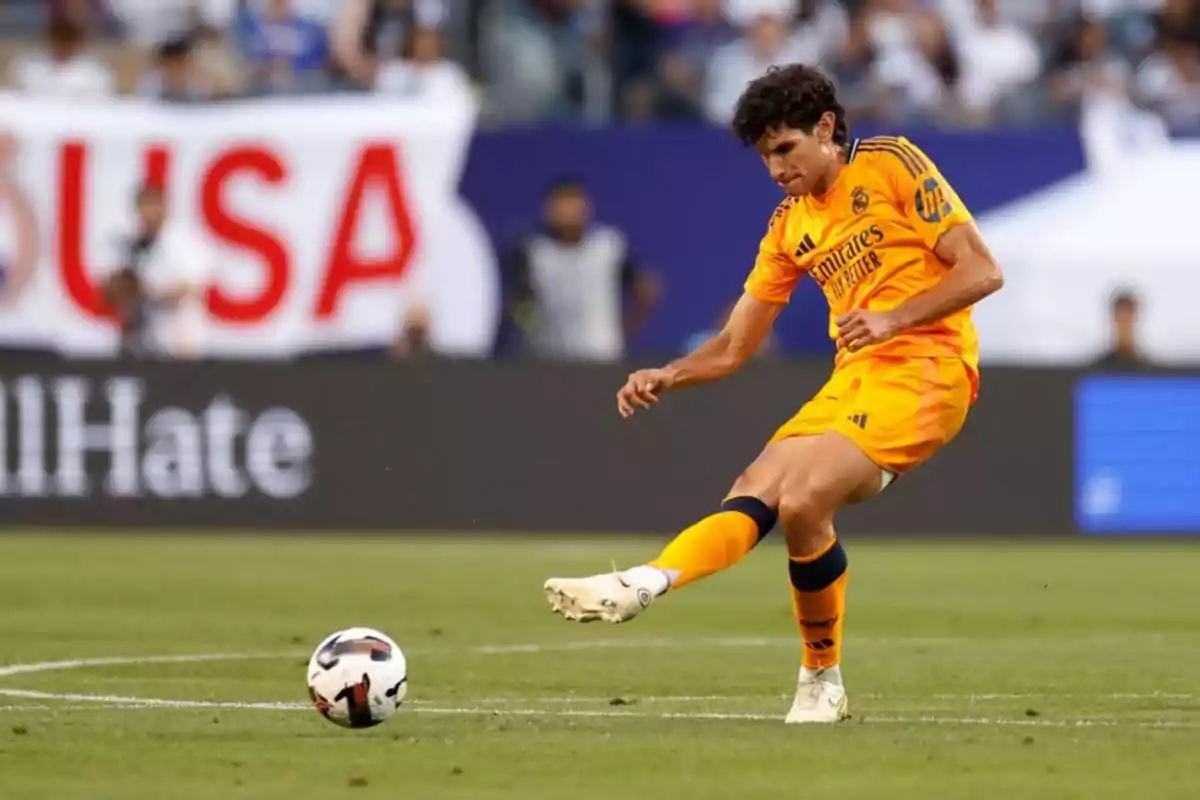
left=743, top=201, right=801, bottom=305
left=874, top=136, right=973, bottom=250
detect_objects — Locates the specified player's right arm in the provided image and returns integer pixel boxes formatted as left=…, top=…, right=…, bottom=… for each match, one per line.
left=616, top=293, right=783, bottom=418
left=616, top=205, right=798, bottom=418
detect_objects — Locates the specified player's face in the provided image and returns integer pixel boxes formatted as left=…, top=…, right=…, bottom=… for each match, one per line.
left=756, top=114, right=839, bottom=197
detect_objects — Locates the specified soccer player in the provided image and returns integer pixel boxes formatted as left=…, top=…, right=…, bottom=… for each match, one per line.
left=543, top=64, right=1004, bottom=724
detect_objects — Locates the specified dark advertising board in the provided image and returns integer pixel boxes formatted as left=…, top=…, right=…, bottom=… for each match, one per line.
left=2, top=360, right=1191, bottom=537
left=0, top=359, right=1082, bottom=536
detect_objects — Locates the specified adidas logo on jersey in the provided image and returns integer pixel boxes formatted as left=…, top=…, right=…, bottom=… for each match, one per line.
left=794, top=234, right=816, bottom=258
left=848, top=413, right=868, bottom=429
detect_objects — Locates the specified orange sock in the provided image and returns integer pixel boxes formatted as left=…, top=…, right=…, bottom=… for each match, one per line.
left=648, top=497, right=776, bottom=590
left=787, top=538, right=848, bottom=669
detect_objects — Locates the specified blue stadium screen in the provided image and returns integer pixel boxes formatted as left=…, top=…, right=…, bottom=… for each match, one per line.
left=1075, top=376, right=1200, bottom=534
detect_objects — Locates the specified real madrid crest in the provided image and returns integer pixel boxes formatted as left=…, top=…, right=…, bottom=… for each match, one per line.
left=851, top=186, right=869, bottom=216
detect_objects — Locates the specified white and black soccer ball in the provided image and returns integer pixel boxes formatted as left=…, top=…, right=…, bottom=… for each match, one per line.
left=306, top=627, right=407, bottom=729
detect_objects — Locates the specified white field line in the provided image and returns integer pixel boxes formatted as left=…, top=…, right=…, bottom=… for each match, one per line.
left=0, top=648, right=1192, bottom=704
left=3, top=686, right=1195, bottom=709
left=406, top=692, right=1200, bottom=703
left=462, top=634, right=1183, bottom=654
left=0, top=694, right=1195, bottom=730
left=411, top=707, right=1200, bottom=729
left=0, top=634, right=1177, bottom=675
left=0, top=653, right=287, bottom=680
left=0, top=645, right=1195, bottom=731
left=0, top=687, right=306, bottom=710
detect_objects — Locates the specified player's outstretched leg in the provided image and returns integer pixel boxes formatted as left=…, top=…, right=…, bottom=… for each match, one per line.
left=542, top=496, right=777, bottom=623
left=774, top=431, right=884, bottom=724
left=542, top=442, right=800, bottom=623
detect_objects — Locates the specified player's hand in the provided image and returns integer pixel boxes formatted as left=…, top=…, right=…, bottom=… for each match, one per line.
left=836, top=309, right=902, bottom=353
left=617, top=368, right=673, bottom=418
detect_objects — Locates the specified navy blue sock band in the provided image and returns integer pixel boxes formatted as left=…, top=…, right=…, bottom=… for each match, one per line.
left=721, top=496, right=777, bottom=543
left=788, top=540, right=848, bottom=592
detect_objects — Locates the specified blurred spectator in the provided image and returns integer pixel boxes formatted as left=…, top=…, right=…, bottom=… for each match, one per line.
left=105, top=266, right=151, bottom=358
left=7, top=16, right=115, bottom=99
left=108, top=0, right=237, bottom=48
left=704, top=8, right=813, bottom=124
left=109, top=1, right=242, bottom=95
left=696, top=0, right=848, bottom=124
left=609, top=0, right=691, bottom=119
left=192, top=21, right=248, bottom=97
left=791, top=0, right=851, bottom=65
left=1135, top=29, right=1200, bottom=128
left=104, top=183, right=213, bottom=360
left=0, top=1, right=44, bottom=33
left=389, top=304, right=435, bottom=359
left=376, top=23, right=473, bottom=101
left=480, top=0, right=606, bottom=122
left=1092, top=290, right=1150, bottom=370
left=610, top=0, right=669, bottom=116
left=46, top=0, right=122, bottom=36
left=635, top=48, right=706, bottom=119
left=237, top=0, right=330, bottom=94
left=937, top=0, right=1055, bottom=35
left=494, top=178, right=660, bottom=362
left=250, top=0, right=340, bottom=24
left=853, top=0, right=958, bottom=123
left=139, top=36, right=211, bottom=101
left=1047, top=15, right=1133, bottom=119
left=331, top=0, right=447, bottom=90
left=952, top=0, right=1041, bottom=125
left=0, top=0, right=1189, bottom=134
left=1155, top=0, right=1200, bottom=42
left=652, top=0, right=736, bottom=118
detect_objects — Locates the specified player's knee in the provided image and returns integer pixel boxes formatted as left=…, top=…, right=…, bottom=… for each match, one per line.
left=728, top=467, right=779, bottom=508
left=777, top=491, right=824, bottom=532
left=777, top=487, right=836, bottom=550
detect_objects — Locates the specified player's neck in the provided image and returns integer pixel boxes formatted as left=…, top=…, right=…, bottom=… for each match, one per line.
left=810, top=152, right=848, bottom=199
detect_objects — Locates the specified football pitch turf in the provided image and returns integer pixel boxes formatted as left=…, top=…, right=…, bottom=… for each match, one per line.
left=0, top=534, right=1197, bottom=799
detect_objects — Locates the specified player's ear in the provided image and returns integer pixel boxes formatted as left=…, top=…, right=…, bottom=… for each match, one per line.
left=815, top=112, right=836, bottom=145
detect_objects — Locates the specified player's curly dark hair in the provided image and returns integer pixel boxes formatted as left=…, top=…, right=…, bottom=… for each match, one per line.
left=731, top=64, right=849, bottom=148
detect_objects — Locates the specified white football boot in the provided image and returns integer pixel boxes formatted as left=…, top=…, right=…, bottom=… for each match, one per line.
left=543, top=567, right=665, bottom=623
left=784, top=667, right=849, bottom=724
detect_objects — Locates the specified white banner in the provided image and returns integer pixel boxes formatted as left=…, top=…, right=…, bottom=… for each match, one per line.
left=976, top=141, right=1200, bottom=366
left=0, top=93, right=499, bottom=358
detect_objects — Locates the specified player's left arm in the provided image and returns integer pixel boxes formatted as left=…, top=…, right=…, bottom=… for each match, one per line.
left=838, top=138, right=1003, bottom=352
left=886, top=222, right=1004, bottom=331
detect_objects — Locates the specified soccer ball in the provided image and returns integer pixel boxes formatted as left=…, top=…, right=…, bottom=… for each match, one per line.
left=306, top=627, right=408, bottom=728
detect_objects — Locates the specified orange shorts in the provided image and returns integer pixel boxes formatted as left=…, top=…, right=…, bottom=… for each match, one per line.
left=769, top=356, right=974, bottom=475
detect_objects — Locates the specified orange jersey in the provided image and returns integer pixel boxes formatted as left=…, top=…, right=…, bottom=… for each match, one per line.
left=744, top=135, right=980, bottom=387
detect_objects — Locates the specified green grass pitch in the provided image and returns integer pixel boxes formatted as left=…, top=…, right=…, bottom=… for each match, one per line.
left=0, top=534, right=1197, bottom=799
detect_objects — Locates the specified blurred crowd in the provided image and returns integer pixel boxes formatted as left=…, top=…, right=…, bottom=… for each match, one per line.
left=0, top=0, right=1197, bottom=129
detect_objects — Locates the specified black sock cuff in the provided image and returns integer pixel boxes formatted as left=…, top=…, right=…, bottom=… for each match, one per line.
left=788, top=540, right=848, bottom=592
left=721, top=496, right=777, bottom=542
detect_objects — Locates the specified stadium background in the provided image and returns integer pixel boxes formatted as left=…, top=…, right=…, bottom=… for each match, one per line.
left=0, top=4, right=1199, bottom=798
left=1, top=0, right=1197, bottom=536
